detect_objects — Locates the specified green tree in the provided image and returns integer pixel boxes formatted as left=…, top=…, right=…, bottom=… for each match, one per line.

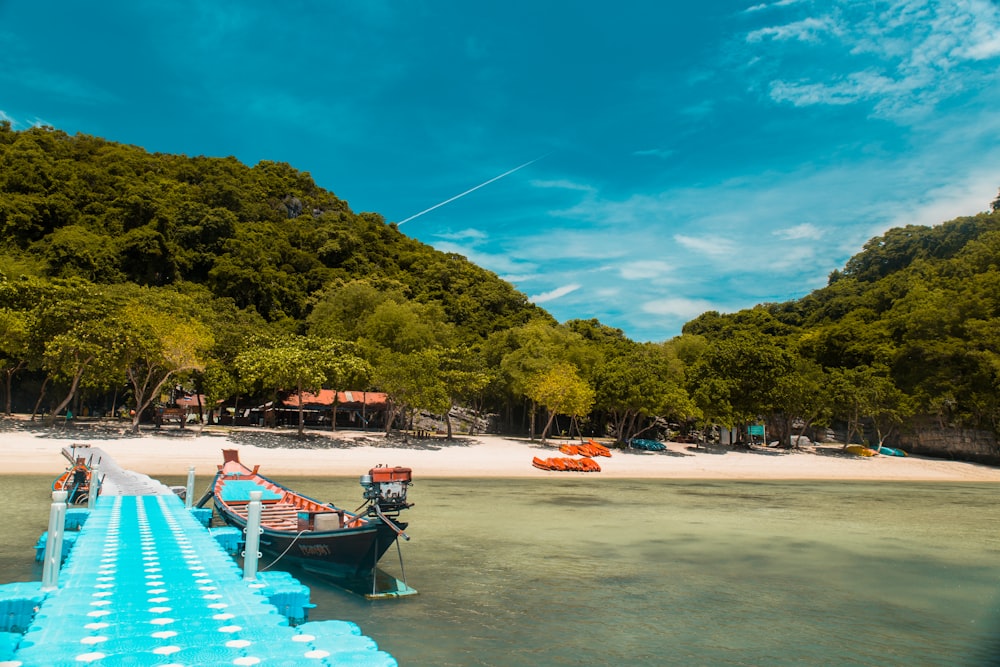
left=117, top=296, right=215, bottom=432
left=236, top=335, right=369, bottom=438
left=770, top=357, right=831, bottom=448
left=525, top=361, right=596, bottom=441
left=0, top=308, right=30, bottom=414
left=687, top=331, right=793, bottom=441
left=498, top=320, right=596, bottom=438
left=591, top=339, right=697, bottom=444
left=438, top=346, right=492, bottom=438
left=373, top=349, right=449, bottom=437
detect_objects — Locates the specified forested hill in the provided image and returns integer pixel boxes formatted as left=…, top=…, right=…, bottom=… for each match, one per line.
left=683, top=207, right=1000, bottom=436
left=0, top=123, right=549, bottom=341
left=5, top=122, right=1000, bottom=450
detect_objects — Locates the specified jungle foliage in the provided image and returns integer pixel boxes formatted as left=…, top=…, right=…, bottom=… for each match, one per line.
left=2, top=122, right=1000, bottom=448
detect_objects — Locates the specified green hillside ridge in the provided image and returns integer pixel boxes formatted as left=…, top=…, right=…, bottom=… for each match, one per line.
left=2, top=122, right=999, bottom=460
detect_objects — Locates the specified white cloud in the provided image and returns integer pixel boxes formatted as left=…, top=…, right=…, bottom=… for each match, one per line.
left=747, top=16, right=838, bottom=43
left=768, top=70, right=900, bottom=107
left=432, top=240, right=532, bottom=276
left=435, top=228, right=487, bottom=242
left=529, top=284, right=581, bottom=304
left=641, top=297, right=718, bottom=319
left=774, top=222, right=823, bottom=240
left=674, top=234, right=738, bottom=258
left=502, top=273, right=542, bottom=284
left=618, top=260, right=672, bottom=280
left=744, top=0, right=804, bottom=13
left=530, top=179, right=596, bottom=192
left=748, top=0, right=1000, bottom=120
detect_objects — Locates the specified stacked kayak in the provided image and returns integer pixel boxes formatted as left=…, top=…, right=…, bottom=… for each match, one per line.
left=559, top=440, right=612, bottom=458
left=629, top=438, right=667, bottom=452
left=533, top=439, right=613, bottom=471
left=532, top=456, right=601, bottom=472
left=875, top=445, right=908, bottom=457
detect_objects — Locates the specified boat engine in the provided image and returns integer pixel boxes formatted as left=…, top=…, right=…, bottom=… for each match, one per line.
left=360, top=465, right=413, bottom=516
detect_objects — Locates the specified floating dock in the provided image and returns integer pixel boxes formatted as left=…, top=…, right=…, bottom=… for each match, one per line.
left=0, top=447, right=398, bottom=666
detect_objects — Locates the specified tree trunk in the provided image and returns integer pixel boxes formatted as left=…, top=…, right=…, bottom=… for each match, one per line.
left=4, top=361, right=26, bottom=414
left=297, top=381, right=306, bottom=439
left=195, top=389, right=204, bottom=425
left=540, top=410, right=557, bottom=441
left=49, top=363, right=90, bottom=427
left=129, top=368, right=180, bottom=434
left=31, top=376, right=50, bottom=422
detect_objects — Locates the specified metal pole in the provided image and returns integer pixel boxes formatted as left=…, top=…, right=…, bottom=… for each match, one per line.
left=185, top=466, right=195, bottom=509
left=88, top=464, right=101, bottom=510
left=42, top=490, right=68, bottom=591
left=243, top=490, right=262, bottom=581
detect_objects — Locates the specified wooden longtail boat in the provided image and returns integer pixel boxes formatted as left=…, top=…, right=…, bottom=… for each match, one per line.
left=203, top=449, right=415, bottom=597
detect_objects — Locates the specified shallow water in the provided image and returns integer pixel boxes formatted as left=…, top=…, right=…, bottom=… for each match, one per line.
left=3, top=475, right=1000, bottom=666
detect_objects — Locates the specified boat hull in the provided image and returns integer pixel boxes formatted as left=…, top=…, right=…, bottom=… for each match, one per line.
left=213, top=500, right=406, bottom=580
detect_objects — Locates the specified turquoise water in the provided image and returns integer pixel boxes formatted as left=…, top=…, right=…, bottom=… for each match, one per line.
left=4, top=475, right=1000, bottom=666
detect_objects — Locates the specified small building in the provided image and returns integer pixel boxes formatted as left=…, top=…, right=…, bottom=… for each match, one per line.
left=239, top=390, right=387, bottom=430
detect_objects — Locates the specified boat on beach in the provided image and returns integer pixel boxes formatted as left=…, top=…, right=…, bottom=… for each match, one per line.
left=202, top=449, right=416, bottom=598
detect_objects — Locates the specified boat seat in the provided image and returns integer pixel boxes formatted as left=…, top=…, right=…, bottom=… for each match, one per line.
left=220, top=480, right=283, bottom=504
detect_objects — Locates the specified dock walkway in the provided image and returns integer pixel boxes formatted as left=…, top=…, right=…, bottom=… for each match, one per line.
left=5, top=451, right=397, bottom=666
left=62, top=445, right=174, bottom=496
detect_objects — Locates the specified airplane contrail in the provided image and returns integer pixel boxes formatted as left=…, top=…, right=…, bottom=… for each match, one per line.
left=397, top=155, right=548, bottom=225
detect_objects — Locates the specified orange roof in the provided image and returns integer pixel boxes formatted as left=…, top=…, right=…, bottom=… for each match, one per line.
left=281, top=390, right=386, bottom=408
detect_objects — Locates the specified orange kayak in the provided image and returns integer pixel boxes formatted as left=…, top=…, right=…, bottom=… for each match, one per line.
left=586, top=440, right=612, bottom=457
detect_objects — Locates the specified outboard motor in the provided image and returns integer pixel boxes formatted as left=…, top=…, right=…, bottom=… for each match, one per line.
left=360, top=465, right=413, bottom=517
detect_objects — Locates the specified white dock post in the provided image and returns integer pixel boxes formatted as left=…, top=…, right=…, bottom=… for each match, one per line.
left=42, top=490, right=68, bottom=591
left=87, top=464, right=101, bottom=510
left=185, top=466, right=196, bottom=509
left=243, top=490, right=263, bottom=581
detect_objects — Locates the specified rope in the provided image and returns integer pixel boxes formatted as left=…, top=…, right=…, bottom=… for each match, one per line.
left=260, top=530, right=308, bottom=571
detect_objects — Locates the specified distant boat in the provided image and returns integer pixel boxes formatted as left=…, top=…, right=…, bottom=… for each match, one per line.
left=52, top=456, right=91, bottom=505
left=845, top=444, right=878, bottom=457
left=203, top=449, right=415, bottom=598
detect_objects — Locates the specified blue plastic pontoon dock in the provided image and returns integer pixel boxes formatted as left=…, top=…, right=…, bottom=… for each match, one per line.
left=1, top=447, right=398, bottom=667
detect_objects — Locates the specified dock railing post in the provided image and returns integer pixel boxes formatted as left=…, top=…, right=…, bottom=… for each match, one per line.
left=88, top=464, right=101, bottom=510
left=243, top=490, right=262, bottom=581
left=185, top=466, right=195, bottom=509
left=42, top=490, right=68, bottom=591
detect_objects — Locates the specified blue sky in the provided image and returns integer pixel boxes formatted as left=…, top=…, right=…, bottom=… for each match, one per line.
left=3, top=1, right=1000, bottom=341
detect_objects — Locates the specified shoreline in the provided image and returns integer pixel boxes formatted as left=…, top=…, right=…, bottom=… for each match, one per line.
left=2, top=422, right=1000, bottom=482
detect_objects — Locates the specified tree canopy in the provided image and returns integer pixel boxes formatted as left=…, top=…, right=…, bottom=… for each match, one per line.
left=4, top=122, right=1000, bottom=456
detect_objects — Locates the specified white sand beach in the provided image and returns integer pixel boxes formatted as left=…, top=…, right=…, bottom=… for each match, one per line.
left=3, top=422, right=1000, bottom=482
